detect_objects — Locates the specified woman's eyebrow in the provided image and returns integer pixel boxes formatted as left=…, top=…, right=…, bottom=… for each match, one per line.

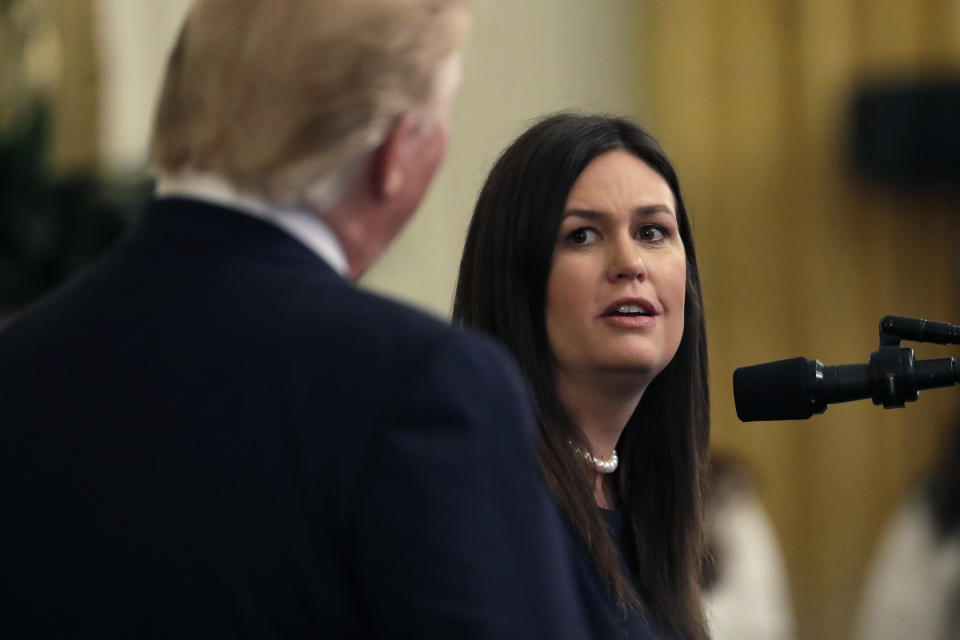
left=562, top=204, right=676, bottom=219
left=561, top=208, right=608, bottom=220
left=635, top=204, right=676, bottom=218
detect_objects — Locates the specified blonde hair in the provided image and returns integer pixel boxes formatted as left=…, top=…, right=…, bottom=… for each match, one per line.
left=150, top=0, right=471, bottom=210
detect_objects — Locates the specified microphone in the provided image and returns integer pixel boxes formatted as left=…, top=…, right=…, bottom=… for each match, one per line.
left=733, top=354, right=960, bottom=421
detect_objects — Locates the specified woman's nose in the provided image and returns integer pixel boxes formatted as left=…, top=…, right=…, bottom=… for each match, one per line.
left=606, top=238, right=647, bottom=282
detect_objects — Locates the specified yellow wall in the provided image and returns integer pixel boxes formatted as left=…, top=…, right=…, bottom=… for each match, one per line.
left=640, top=2, right=960, bottom=639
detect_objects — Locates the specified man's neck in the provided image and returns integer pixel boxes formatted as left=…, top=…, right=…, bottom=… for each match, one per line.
left=155, top=170, right=349, bottom=277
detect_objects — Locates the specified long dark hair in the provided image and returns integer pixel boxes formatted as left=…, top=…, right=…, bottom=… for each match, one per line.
left=453, top=113, right=710, bottom=639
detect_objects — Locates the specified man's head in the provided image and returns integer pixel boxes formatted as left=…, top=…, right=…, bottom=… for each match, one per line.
left=151, top=0, right=470, bottom=225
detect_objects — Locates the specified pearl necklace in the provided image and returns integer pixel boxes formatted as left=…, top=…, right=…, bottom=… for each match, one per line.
left=569, top=441, right=619, bottom=474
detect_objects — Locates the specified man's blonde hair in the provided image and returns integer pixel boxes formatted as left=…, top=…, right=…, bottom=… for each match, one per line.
left=150, top=0, right=471, bottom=210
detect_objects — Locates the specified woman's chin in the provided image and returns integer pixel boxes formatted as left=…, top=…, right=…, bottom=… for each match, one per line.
left=594, top=360, right=666, bottom=386
left=599, top=348, right=671, bottom=377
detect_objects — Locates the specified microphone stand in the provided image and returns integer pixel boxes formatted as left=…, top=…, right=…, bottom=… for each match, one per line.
left=866, top=316, right=960, bottom=409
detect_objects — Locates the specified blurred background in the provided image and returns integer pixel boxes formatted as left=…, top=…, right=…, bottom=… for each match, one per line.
left=1, top=2, right=958, bottom=639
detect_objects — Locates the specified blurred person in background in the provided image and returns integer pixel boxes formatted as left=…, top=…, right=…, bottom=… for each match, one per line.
left=853, top=416, right=960, bottom=640
left=700, top=454, right=796, bottom=640
left=454, top=113, right=711, bottom=639
left=0, top=2, right=598, bottom=638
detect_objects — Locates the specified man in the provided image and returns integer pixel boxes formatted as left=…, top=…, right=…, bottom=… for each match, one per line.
left=0, top=1, right=598, bottom=637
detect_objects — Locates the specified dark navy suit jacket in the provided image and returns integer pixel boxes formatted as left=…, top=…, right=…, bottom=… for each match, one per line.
left=0, top=198, right=602, bottom=638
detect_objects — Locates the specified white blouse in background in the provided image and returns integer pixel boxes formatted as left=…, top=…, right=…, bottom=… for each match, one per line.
left=853, top=496, right=960, bottom=640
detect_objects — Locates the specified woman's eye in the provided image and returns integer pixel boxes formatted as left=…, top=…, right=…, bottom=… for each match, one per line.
left=638, top=225, right=667, bottom=242
left=567, top=227, right=599, bottom=245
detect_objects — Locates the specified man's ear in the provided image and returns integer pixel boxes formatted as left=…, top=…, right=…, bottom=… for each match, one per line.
left=371, top=110, right=423, bottom=200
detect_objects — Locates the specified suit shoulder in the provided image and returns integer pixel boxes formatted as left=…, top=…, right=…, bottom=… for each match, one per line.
left=327, top=286, right=527, bottom=408
left=316, top=285, right=510, bottom=365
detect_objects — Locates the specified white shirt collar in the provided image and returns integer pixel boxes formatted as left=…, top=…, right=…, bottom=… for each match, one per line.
left=154, top=171, right=349, bottom=278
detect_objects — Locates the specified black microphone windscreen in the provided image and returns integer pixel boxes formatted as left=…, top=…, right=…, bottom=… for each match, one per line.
left=733, top=357, right=813, bottom=421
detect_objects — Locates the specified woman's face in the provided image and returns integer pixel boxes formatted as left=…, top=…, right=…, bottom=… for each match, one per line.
left=546, top=149, right=687, bottom=387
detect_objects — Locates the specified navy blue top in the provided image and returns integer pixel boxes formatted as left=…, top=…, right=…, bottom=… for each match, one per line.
left=565, top=509, right=677, bottom=640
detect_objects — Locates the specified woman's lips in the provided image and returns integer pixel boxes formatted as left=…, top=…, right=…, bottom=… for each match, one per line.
left=601, top=314, right=657, bottom=329
left=601, top=297, right=657, bottom=316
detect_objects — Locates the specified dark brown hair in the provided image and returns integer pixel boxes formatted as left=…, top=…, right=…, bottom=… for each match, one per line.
left=453, top=113, right=710, bottom=639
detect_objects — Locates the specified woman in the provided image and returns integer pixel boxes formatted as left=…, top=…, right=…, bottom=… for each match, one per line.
left=454, top=113, right=710, bottom=639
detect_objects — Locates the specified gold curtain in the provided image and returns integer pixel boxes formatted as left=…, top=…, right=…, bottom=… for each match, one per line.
left=640, top=2, right=960, bottom=639
left=49, top=0, right=98, bottom=174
